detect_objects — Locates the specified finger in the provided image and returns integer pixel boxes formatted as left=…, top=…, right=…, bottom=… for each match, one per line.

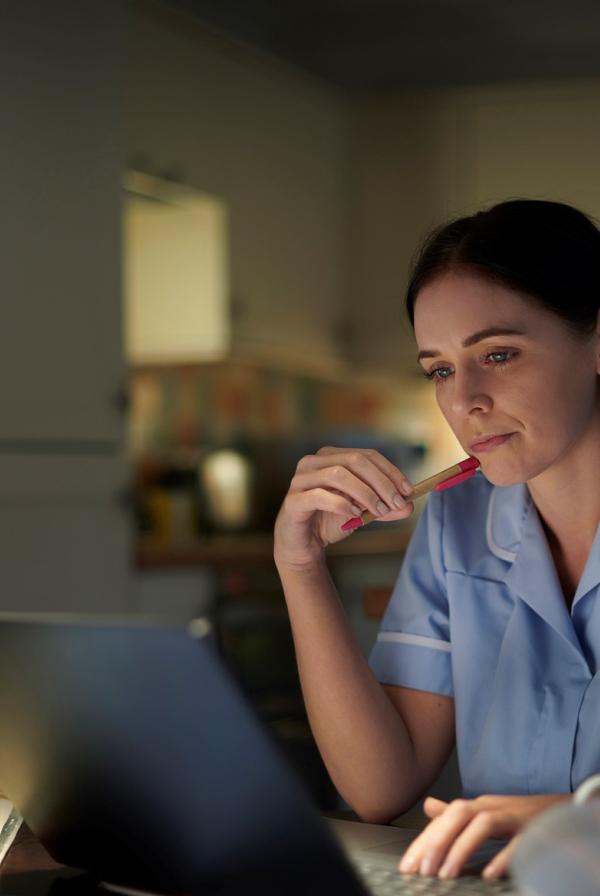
left=423, top=797, right=449, bottom=819
left=399, top=799, right=474, bottom=876
left=283, top=487, right=363, bottom=523
left=313, top=447, right=414, bottom=500
left=482, top=836, right=521, bottom=880
left=291, top=458, right=412, bottom=519
left=398, top=829, right=429, bottom=875
left=290, top=468, right=394, bottom=520
left=436, top=811, right=509, bottom=879
left=400, top=800, right=475, bottom=876
left=373, top=501, right=415, bottom=521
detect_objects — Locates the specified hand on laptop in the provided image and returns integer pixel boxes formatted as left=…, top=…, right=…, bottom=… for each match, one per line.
left=398, top=792, right=571, bottom=880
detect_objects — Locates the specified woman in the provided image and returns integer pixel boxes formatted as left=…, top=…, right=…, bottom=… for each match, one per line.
left=273, top=199, right=600, bottom=880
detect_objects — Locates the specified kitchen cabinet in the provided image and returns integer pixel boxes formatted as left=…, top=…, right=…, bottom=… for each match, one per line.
left=1, top=0, right=126, bottom=443
left=0, top=455, right=132, bottom=613
left=455, top=84, right=600, bottom=217
left=125, top=1, right=348, bottom=374
left=0, top=0, right=132, bottom=613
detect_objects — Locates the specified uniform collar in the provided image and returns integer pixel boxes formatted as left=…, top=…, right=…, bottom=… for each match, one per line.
left=573, top=523, right=600, bottom=609
left=485, top=482, right=530, bottom=563
left=486, top=482, right=591, bottom=659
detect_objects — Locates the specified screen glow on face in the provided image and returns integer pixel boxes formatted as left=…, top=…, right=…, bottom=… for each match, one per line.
left=414, top=269, right=599, bottom=487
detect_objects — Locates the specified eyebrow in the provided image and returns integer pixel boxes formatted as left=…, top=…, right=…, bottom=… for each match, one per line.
left=417, top=327, right=528, bottom=362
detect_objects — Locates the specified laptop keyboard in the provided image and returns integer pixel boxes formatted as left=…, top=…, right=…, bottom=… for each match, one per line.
left=353, top=859, right=517, bottom=895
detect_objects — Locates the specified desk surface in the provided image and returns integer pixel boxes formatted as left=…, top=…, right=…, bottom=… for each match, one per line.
left=0, top=825, right=82, bottom=896
left=1, top=810, right=428, bottom=881
left=1, top=817, right=415, bottom=896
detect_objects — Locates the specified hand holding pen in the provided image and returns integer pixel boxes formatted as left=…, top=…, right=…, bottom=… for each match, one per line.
left=274, top=447, right=481, bottom=571
left=341, top=456, right=480, bottom=532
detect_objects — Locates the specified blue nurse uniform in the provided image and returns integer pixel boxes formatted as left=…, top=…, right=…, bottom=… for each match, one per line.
left=368, top=472, right=600, bottom=798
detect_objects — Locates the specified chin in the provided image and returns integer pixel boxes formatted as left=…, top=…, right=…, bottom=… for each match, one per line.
left=477, top=458, right=531, bottom=488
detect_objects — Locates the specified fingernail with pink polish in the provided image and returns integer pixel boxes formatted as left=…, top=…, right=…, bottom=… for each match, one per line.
left=341, top=516, right=363, bottom=532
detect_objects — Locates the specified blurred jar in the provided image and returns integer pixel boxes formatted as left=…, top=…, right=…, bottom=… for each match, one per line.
left=143, top=465, right=198, bottom=544
left=199, top=448, right=254, bottom=532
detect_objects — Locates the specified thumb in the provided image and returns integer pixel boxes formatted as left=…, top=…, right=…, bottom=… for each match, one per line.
left=423, top=796, right=449, bottom=819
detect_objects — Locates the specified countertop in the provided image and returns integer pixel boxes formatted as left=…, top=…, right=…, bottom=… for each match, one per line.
left=135, top=525, right=413, bottom=568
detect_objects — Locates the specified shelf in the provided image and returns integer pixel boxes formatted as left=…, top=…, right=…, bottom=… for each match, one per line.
left=135, top=525, right=413, bottom=568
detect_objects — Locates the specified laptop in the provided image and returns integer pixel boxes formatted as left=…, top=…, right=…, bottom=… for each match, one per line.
left=0, top=614, right=515, bottom=895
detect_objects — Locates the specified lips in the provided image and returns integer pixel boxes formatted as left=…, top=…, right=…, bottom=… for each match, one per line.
left=469, top=432, right=515, bottom=453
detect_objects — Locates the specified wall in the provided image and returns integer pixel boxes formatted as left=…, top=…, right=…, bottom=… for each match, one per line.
left=348, top=77, right=600, bottom=372
left=125, top=1, right=349, bottom=371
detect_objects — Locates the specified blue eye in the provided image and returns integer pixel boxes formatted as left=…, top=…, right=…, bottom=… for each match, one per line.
left=423, top=349, right=518, bottom=383
left=424, top=366, right=453, bottom=382
left=485, top=349, right=516, bottom=365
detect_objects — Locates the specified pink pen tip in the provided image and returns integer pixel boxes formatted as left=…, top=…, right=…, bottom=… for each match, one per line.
left=458, top=456, right=480, bottom=473
left=341, top=516, right=364, bottom=532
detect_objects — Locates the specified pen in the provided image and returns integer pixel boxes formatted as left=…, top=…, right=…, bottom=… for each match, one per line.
left=340, top=456, right=480, bottom=532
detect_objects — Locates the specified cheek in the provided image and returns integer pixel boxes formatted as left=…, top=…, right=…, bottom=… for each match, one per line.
left=512, top=382, right=550, bottom=430
left=498, top=375, right=589, bottom=450
left=540, top=374, right=598, bottom=440
left=433, top=388, right=456, bottom=428
left=533, top=351, right=598, bottom=429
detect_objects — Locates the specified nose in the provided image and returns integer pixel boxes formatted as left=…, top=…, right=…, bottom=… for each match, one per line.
left=450, top=368, right=493, bottom=417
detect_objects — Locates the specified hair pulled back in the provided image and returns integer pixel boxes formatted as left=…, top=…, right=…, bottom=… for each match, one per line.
left=406, top=199, right=600, bottom=336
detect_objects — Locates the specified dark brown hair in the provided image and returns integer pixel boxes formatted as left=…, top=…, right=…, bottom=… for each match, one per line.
left=406, top=199, right=600, bottom=336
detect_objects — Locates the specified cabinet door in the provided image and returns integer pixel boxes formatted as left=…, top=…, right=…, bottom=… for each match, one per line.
left=0, top=0, right=125, bottom=443
left=0, top=455, right=132, bottom=613
left=126, top=5, right=348, bottom=372
left=456, top=88, right=600, bottom=217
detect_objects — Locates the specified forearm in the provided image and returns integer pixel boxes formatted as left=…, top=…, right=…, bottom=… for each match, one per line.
left=276, top=556, right=422, bottom=822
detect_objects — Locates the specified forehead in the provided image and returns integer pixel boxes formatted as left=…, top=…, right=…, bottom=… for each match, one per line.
left=413, top=269, right=548, bottom=344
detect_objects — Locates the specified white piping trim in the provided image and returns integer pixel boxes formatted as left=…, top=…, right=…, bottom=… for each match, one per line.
left=575, top=775, right=600, bottom=805
left=485, top=487, right=517, bottom=563
left=377, top=632, right=452, bottom=653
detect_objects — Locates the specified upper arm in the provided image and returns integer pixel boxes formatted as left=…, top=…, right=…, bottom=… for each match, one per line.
left=370, top=495, right=453, bottom=698
left=383, top=683, right=455, bottom=795
left=369, top=495, right=457, bottom=796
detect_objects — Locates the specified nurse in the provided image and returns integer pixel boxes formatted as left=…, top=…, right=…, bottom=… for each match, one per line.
left=273, top=198, right=600, bottom=880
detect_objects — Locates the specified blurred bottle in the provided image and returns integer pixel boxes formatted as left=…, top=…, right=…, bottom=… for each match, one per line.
left=142, top=465, right=197, bottom=544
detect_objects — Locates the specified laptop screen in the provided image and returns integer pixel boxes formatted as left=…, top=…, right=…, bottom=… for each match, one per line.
left=0, top=614, right=366, bottom=895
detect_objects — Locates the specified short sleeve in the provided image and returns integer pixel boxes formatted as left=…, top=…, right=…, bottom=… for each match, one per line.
left=368, top=491, right=453, bottom=697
